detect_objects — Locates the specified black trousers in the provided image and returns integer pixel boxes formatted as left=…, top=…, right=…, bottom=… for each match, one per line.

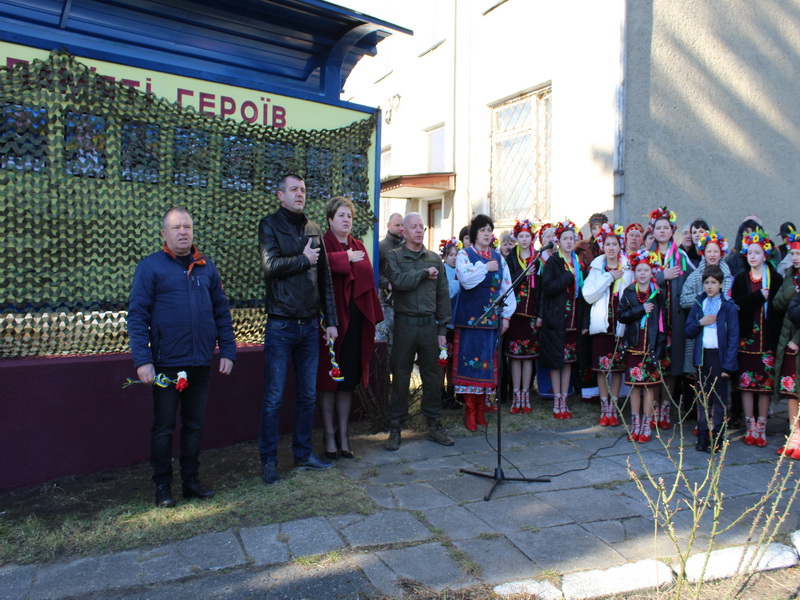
left=697, top=349, right=729, bottom=442
left=150, top=365, right=211, bottom=485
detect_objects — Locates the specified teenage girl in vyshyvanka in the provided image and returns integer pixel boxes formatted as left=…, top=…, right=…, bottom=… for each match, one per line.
left=439, top=237, right=461, bottom=409
left=617, top=249, right=666, bottom=443
left=504, top=219, right=539, bottom=414
left=647, top=206, right=694, bottom=429
left=773, top=231, right=800, bottom=459
left=583, top=223, right=633, bottom=426
left=539, top=220, right=587, bottom=419
left=732, top=229, right=783, bottom=447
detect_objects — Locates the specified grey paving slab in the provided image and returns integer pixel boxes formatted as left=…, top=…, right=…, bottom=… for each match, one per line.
left=175, top=530, right=246, bottom=571
left=508, top=523, right=627, bottom=573
left=423, top=505, right=495, bottom=540
left=338, top=510, right=432, bottom=548
left=464, top=493, right=574, bottom=533
left=453, top=537, right=537, bottom=584
left=385, top=437, right=463, bottom=462
left=494, top=578, right=563, bottom=600
left=375, top=541, right=479, bottom=591
left=0, top=564, right=34, bottom=600
left=536, top=486, right=648, bottom=523
left=393, top=482, right=457, bottom=510
left=599, top=516, right=682, bottom=562
left=362, top=483, right=397, bottom=508
left=428, top=471, right=527, bottom=503
left=30, top=551, right=149, bottom=600
left=562, top=432, right=636, bottom=457
left=239, top=523, right=289, bottom=566
left=339, top=445, right=409, bottom=468
left=354, top=460, right=428, bottom=485
left=280, top=516, right=345, bottom=558
left=353, top=552, right=404, bottom=598
left=400, top=454, right=470, bottom=480
left=498, top=441, right=595, bottom=468
left=326, top=512, right=366, bottom=528
left=136, top=544, right=196, bottom=584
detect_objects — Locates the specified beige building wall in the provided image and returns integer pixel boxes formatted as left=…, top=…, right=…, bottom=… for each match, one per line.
left=623, top=0, right=800, bottom=239
left=342, top=0, right=623, bottom=239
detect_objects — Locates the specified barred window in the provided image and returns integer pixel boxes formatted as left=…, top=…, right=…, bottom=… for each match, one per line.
left=490, top=87, right=551, bottom=225
left=173, top=128, right=209, bottom=188
left=1, top=104, right=48, bottom=172
left=121, top=121, right=159, bottom=184
left=64, top=113, right=106, bottom=178
left=221, top=135, right=255, bottom=191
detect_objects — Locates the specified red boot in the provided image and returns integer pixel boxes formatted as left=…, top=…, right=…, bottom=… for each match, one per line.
left=562, top=395, right=572, bottom=419
left=628, top=413, right=640, bottom=442
left=476, top=396, right=488, bottom=427
left=658, top=400, right=672, bottom=429
left=755, top=417, right=767, bottom=448
left=599, top=399, right=610, bottom=426
left=638, top=416, right=652, bottom=443
left=521, top=390, right=532, bottom=414
left=510, top=390, right=521, bottom=414
left=464, top=395, right=478, bottom=432
left=743, top=417, right=756, bottom=445
left=608, top=397, right=620, bottom=427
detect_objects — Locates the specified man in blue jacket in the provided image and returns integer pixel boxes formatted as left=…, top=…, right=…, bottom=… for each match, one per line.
left=128, top=207, right=236, bottom=507
left=258, top=174, right=338, bottom=485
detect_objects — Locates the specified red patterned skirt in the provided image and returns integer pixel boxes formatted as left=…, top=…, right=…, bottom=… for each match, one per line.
left=591, top=334, right=624, bottom=373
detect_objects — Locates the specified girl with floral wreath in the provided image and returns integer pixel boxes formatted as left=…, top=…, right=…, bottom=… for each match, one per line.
left=731, top=229, right=783, bottom=447
left=453, top=214, right=516, bottom=431
left=583, top=223, right=633, bottom=426
left=771, top=231, right=800, bottom=457
left=648, top=206, right=694, bottom=429
left=624, top=223, right=645, bottom=258
left=503, top=219, right=541, bottom=414
left=539, top=219, right=587, bottom=418
left=618, top=248, right=666, bottom=442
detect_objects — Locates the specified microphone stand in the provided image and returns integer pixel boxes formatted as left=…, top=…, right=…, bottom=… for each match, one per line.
left=460, top=250, right=550, bottom=500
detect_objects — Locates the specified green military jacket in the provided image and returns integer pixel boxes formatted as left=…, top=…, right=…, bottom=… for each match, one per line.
left=386, top=244, right=452, bottom=336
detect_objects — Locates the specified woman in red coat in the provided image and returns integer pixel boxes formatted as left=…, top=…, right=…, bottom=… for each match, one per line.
left=317, top=197, right=383, bottom=459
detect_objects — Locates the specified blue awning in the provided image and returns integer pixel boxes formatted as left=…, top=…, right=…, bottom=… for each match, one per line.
left=0, top=0, right=411, bottom=106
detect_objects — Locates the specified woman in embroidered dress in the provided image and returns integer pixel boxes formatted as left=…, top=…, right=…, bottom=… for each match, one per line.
left=439, top=237, right=461, bottom=408
left=732, top=229, right=783, bottom=447
left=648, top=206, right=694, bottom=429
left=583, top=223, right=633, bottom=426
left=773, top=233, right=800, bottom=458
left=317, top=197, right=383, bottom=459
left=503, top=219, right=540, bottom=414
left=453, top=214, right=516, bottom=431
left=618, top=249, right=666, bottom=443
left=539, top=220, right=586, bottom=418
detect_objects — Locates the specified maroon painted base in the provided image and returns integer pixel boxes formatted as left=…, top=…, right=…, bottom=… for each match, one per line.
left=0, top=344, right=386, bottom=491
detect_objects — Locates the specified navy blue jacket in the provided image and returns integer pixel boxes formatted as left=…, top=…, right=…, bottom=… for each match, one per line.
left=127, top=245, right=236, bottom=368
left=685, top=292, right=739, bottom=373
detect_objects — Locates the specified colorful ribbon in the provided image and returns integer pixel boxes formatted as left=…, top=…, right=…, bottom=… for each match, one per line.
left=320, top=317, right=344, bottom=382
left=639, top=282, right=659, bottom=329
left=123, top=371, right=188, bottom=390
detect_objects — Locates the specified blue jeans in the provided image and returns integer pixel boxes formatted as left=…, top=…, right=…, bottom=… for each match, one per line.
left=259, top=317, right=319, bottom=465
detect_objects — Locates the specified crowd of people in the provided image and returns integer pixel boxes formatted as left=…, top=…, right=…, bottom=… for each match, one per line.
left=128, top=173, right=800, bottom=507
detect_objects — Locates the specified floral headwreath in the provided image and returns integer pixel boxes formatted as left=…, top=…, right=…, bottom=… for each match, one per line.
left=740, top=229, right=775, bottom=257
left=625, top=222, right=645, bottom=236
left=538, top=222, right=555, bottom=243
left=513, top=219, right=536, bottom=238
left=439, top=237, right=461, bottom=258
left=490, top=234, right=499, bottom=249
left=697, top=229, right=729, bottom=256
left=648, top=206, right=677, bottom=232
left=786, top=228, right=800, bottom=251
left=629, top=248, right=662, bottom=271
left=597, top=223, right=625, bottom=248
left=554, top=219, right=583, bottom=241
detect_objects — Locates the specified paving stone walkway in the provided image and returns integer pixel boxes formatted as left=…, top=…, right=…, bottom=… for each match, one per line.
left=2, top=415, right=799, bottom=599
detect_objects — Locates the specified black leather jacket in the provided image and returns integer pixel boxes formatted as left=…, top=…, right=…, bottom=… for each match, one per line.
left=617, top=283, right=666, bottom=360
left=258, top=207, right=337, bottom=324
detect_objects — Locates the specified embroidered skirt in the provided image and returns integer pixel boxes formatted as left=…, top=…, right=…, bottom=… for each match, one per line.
left=504, top=314, right=539, bottom=358
left=778, top=347, right=798, bottom=400
left=591, top=334, right=624, bottom=373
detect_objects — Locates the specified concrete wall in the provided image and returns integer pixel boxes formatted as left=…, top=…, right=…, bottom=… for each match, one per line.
left=623, top=0, right=800, bottom=237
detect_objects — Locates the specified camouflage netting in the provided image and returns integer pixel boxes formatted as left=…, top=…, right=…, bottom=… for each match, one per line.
left=0, top=51, right=377, bottom=358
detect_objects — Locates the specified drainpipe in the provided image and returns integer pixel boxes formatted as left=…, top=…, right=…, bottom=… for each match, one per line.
left=613, top=0, right=628, bottom=225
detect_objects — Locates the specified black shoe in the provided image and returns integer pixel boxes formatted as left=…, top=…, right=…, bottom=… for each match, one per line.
left=323, top=450, right=340, bottom=460
left=294, top=453, right=334, bottom=470
left=427, top=418, right=454, bottom=446
left=339, top=449, right=355, bottom=459
left=695, top=441, right=710, bottom=453
left=182, top=480, right=214, bottom=500
left=262, top=461, right=280, bottom=485
left=385, top=421, right=401, bottom=451
left=155, top=483, right=176, bottom=508
left=335, top=431, right=354, bottom=459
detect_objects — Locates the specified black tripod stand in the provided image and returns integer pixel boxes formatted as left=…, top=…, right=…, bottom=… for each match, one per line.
left=459, top=255, right=550, bottom=500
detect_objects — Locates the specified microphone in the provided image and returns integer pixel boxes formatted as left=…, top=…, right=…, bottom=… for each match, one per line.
left=540, top=241, right=555, bottom=251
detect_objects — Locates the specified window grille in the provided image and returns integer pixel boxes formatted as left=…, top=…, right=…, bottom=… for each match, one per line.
left=490, top=87, right=551, bottom=226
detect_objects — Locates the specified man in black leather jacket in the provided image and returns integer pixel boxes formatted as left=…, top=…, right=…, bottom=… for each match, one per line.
left=257, top=174, right=338, bottom=484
